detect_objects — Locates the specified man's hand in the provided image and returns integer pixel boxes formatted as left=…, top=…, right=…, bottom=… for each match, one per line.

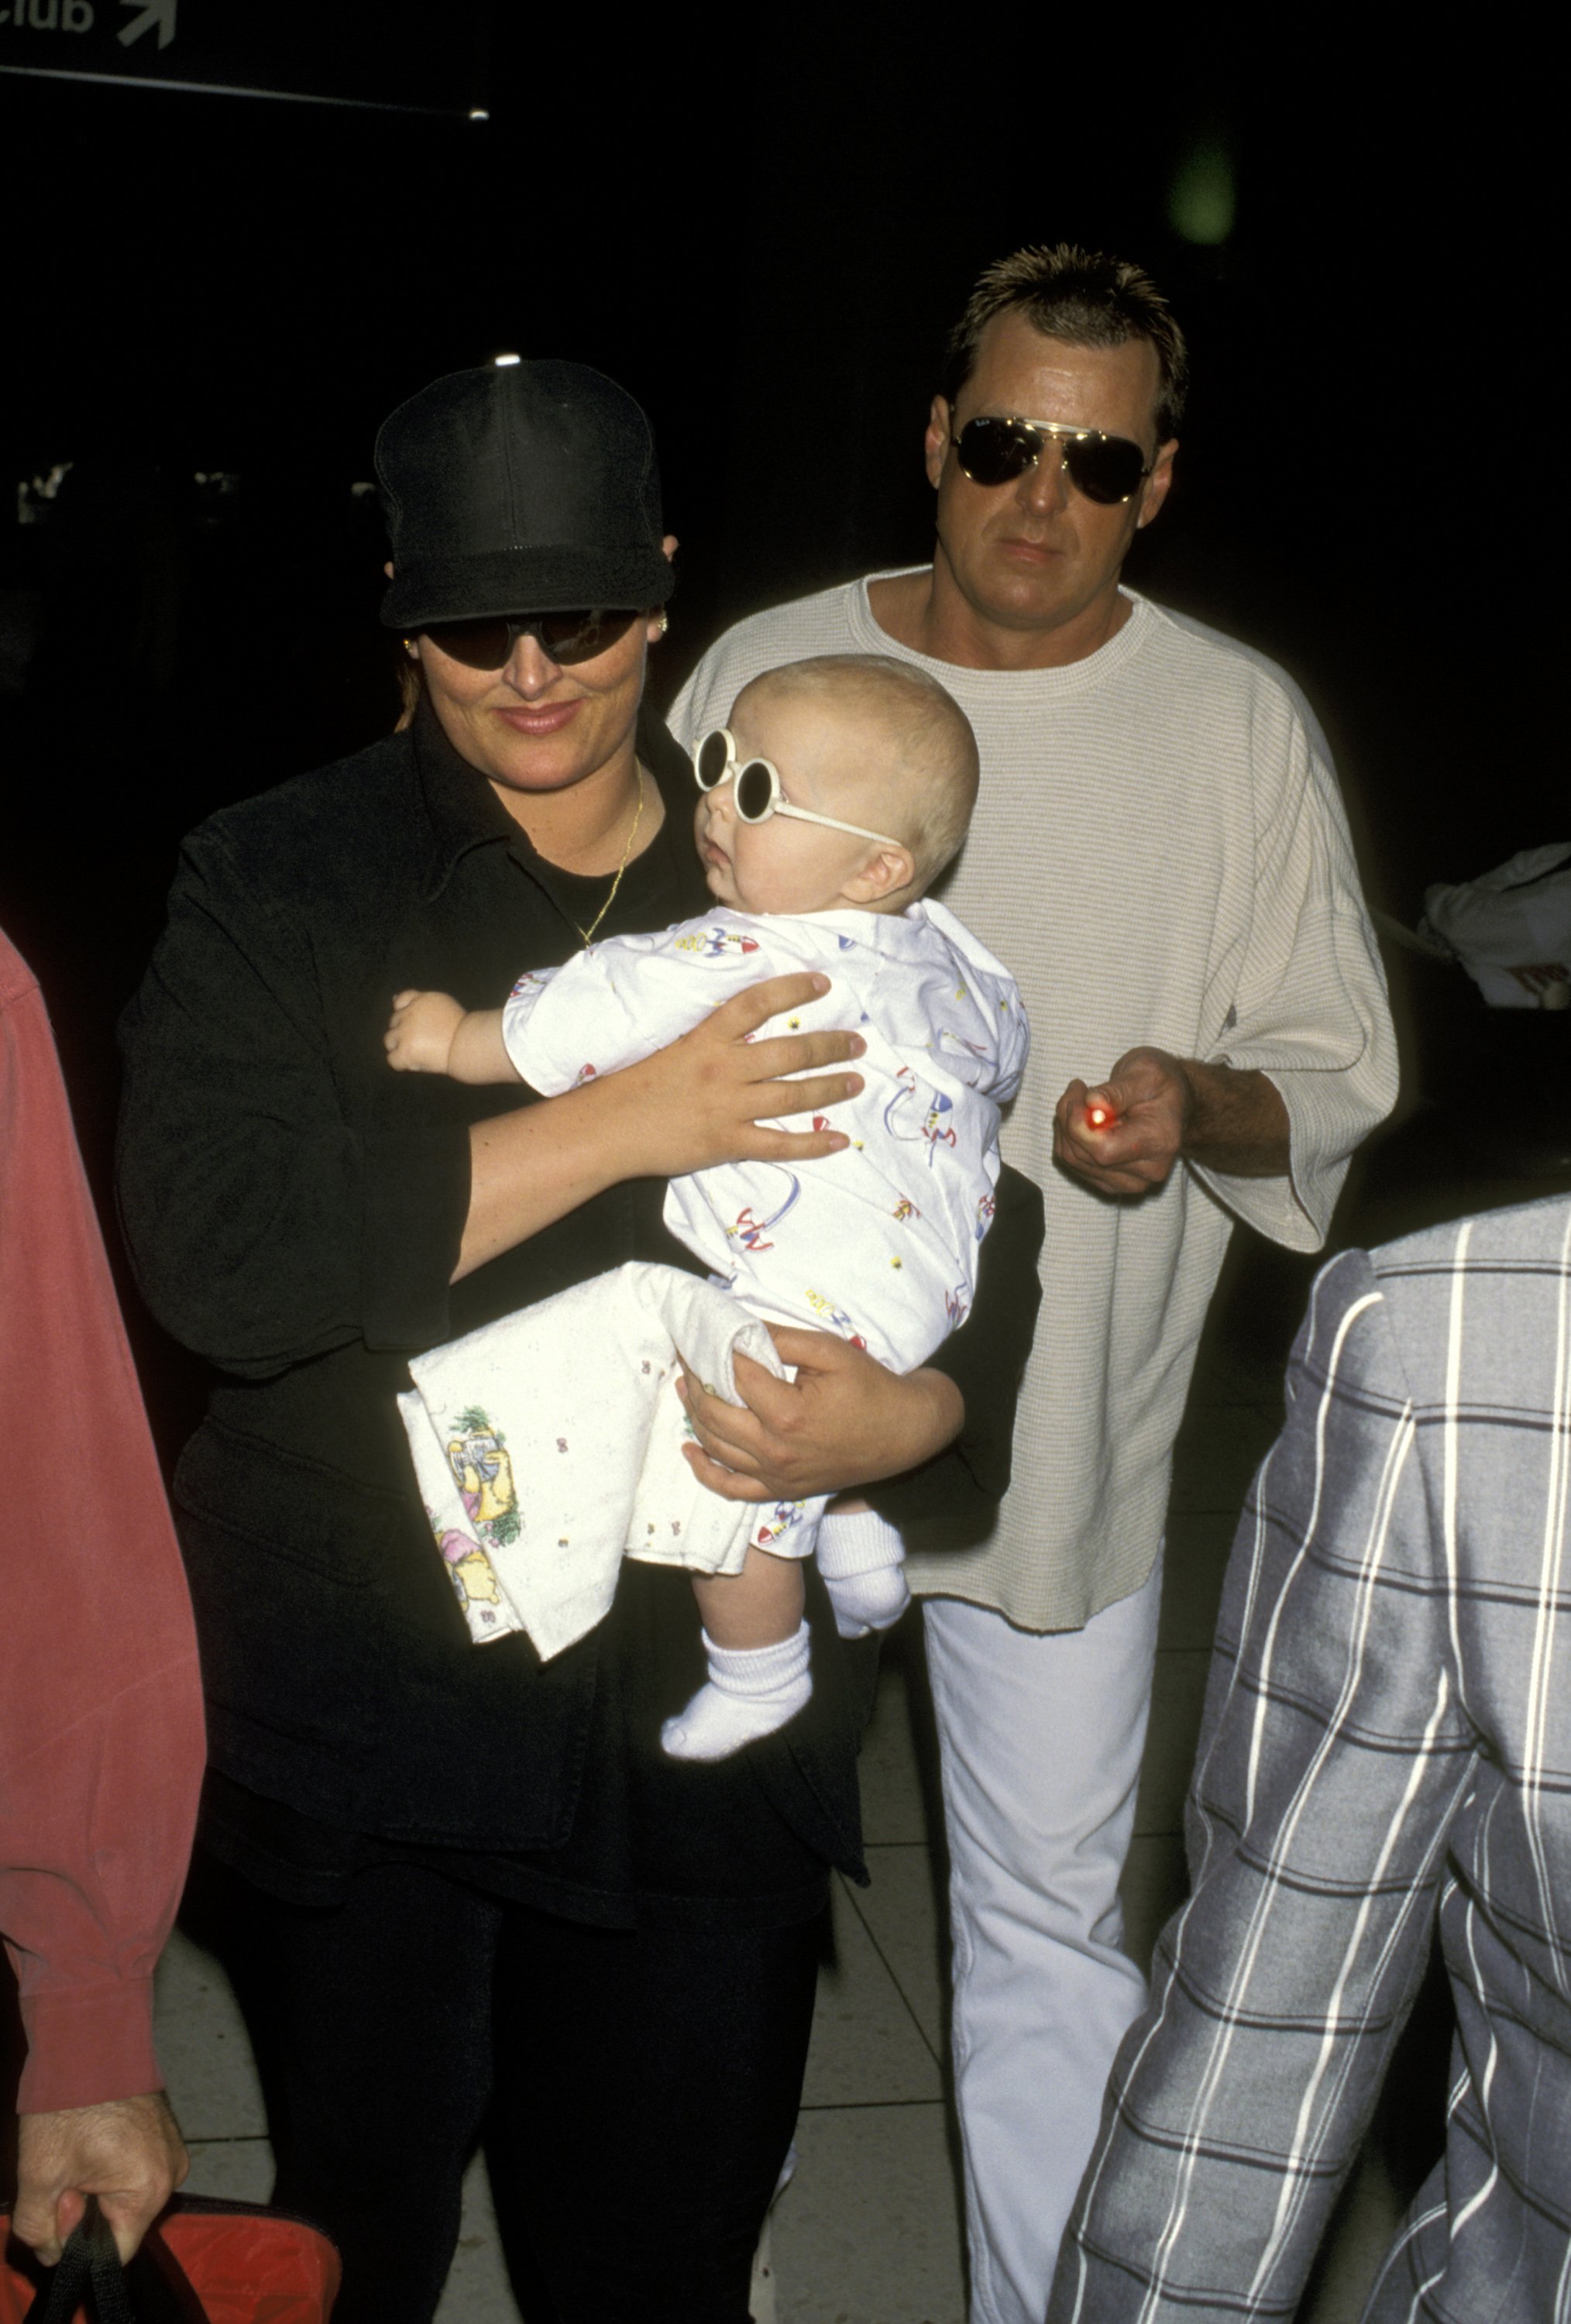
left=13, top=2092, right=188, bottom=2266
left=675, top=1328, right=964, bottom=1502
left=1054, top=1047, right=1193, bottom=1196
left=1055, top=1047, right=1291, bottom=1196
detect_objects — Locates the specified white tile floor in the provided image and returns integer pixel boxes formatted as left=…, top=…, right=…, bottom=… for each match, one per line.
left=153, top=1329, right=1408, bottom=2322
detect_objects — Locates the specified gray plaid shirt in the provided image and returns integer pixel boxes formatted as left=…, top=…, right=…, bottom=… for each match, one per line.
left=1050, top=1195, right=1571, bottom=2324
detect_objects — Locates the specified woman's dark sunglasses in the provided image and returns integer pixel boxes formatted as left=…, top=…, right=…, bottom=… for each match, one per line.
left=420, top=610, right=639, bottom=669
left=951, top=415, right=1151, bottom=505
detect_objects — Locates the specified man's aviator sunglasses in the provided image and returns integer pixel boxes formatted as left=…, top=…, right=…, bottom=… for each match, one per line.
left=951, top=415, right=1152, bottom=505
left=693, top=730, right=903, bottom=849
left=419, top=609, right=639, bottom=669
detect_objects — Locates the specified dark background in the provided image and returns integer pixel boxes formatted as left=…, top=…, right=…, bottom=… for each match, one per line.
left=0, top=18, right=1562, bottom=2254
left=0, top=22, right=1560, bottom=1257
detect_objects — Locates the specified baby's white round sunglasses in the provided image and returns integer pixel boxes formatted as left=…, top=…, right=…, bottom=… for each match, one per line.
left=693, top=728, right=903, bottom=850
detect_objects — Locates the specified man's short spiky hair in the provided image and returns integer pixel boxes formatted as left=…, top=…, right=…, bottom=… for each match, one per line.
left=940, top=243, right=1188, bottom=443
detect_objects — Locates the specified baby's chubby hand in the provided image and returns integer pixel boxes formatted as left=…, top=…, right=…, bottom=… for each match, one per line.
left=386, top=988, right=467, bottom=1075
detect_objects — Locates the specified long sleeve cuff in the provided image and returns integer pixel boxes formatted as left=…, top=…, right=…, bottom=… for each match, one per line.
left=1194, top=889, right=1400, bottom=1253
left=1193, top=1061, right=1378, bottom=1253
left=15, top=1977, right=163, bottom=2116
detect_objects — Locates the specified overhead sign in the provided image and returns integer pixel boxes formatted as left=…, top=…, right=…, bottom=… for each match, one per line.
left=0, top=0, right=491, bottom=115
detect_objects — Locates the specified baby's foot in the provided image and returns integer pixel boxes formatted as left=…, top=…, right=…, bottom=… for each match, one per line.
left=661, top=1622, right=812, bottom=1762
left=822, top=1563, right=911, bottom=1640
left=816, top=1508, right=911, bottom=1638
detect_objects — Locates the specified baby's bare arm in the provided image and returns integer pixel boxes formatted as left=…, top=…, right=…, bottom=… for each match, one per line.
left=386, top=992, right=518, bottom=1083
left=449, top=1006, right=518, bottom=1084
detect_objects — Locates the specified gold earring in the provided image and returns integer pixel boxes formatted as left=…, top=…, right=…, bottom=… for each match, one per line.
left=654, top=611, right=669, bottom=638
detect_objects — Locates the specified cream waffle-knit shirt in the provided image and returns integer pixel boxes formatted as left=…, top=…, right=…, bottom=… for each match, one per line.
left=670, top=580, right=1397, bottom=1630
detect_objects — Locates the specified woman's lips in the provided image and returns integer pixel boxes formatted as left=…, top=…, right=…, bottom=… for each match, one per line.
left=494, top=700, right=582, bottom=735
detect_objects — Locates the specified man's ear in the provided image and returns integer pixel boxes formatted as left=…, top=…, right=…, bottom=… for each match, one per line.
left=844, top=841, right=917, bottom=907
left=923, top=397, right=952, bottom=493
left=1135, top=439, right=1178, bottom=531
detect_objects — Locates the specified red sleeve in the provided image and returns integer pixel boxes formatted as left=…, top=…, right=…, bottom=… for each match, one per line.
left=0, top=930, right=205, bottom=2115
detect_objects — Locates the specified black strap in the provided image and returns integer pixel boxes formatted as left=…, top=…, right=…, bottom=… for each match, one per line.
left=26, top=2202, right=135, bottom=2324
left=25, top=2201, right=197, bottom=2324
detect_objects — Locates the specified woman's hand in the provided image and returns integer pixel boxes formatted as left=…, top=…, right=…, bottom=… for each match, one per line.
left=455, top=973, right=865, bottom=1281
left=583, top=970, right=865, bottom=1178
left=675, top=1328, right=964, bottom=1502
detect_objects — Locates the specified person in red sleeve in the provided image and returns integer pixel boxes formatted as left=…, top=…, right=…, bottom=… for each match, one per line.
left=1, top=927, right=205, bottom=2264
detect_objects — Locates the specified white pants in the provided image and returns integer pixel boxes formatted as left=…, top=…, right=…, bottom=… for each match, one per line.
left=923, top=1557, right=1163, bottom=2324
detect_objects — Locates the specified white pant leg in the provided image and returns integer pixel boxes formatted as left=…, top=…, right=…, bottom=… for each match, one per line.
left=923, top=1558, right=1163, bottom=2324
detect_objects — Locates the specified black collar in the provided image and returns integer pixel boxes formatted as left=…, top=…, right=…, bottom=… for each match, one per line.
left=410, top=699, right=526, bottom=903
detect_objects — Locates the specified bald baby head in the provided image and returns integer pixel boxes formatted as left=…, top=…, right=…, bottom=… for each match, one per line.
left=729, top=655, right=979, bottom=904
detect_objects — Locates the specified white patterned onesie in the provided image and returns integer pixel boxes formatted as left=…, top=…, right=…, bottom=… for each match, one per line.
left=507, top=899, right=1026, bottom=1374
left=398, top=899, right=1026, bottom=1662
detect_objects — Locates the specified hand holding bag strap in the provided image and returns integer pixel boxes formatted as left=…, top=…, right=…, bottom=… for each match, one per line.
left=25, top=2202, right=195, bottom=2324
left=25, top=2202, right=135, bottom=2324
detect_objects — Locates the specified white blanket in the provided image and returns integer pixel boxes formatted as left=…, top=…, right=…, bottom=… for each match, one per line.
left=398, top=1261, right=806, bottom=1662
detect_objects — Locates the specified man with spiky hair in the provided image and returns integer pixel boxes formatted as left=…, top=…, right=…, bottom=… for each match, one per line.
left=672, top=243, right=1397, bottom=2322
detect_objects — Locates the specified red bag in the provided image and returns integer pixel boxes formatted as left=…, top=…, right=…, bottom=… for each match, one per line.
left=2, top=2197, right=339, bottom=2323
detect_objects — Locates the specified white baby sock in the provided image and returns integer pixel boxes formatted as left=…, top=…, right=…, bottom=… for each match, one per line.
left=661, top=1621, right=813, bottom=1762
left=815, top=1508, right=911, bottom=1639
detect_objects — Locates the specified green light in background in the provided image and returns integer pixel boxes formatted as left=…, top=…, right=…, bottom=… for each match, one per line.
left=1169, top=140, right=1235, bottom=245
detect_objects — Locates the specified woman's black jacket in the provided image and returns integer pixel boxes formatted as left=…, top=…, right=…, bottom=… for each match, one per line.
left=117, top=703, right=1043, bottom=1929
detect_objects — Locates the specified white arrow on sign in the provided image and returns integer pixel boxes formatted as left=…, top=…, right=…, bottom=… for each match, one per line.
left=118, top=0, right=177, bottom=50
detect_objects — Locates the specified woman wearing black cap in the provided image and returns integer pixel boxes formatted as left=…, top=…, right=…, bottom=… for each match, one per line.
left=118, top=359, right=1041, bottom=2324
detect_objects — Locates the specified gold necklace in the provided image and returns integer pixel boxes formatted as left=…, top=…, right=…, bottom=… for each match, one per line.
left=570, top=763, right=648, bottom=948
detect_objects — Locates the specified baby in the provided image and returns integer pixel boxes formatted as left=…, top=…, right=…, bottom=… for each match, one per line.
left=387, top=654, right=1027, bottom=1760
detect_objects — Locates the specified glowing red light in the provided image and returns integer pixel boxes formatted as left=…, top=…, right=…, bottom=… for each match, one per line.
left=1086, top=1104, right=1114, bottom=1129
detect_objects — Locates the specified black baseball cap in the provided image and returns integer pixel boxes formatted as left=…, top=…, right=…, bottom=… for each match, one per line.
left=376, top=359, right=675, bottom=631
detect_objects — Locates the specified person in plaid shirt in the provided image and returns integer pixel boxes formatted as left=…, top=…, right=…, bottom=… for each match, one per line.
left=1050, top=1193, right=1571, bottom=2323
